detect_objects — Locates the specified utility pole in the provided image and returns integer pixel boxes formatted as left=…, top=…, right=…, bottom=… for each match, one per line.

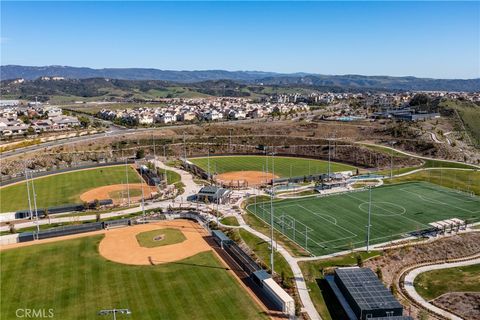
left=366, top=186, right=372, bottom=252
left=270, top=146, right=275, bottom=275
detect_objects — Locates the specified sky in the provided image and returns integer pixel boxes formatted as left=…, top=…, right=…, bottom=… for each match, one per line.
left=1, top=1, right=479, bottom=79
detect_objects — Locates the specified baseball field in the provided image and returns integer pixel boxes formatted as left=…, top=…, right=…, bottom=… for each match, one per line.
left=190, top=156, right=355, bottom=185
left=0, top=166, right=142, bottom=213
left=0, top=221, right=267, bottom=319
left=247, top=181, right=480, bottom=256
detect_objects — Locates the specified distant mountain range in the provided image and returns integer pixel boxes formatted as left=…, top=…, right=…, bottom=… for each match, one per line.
left=1, top=65, right=479, bottom=92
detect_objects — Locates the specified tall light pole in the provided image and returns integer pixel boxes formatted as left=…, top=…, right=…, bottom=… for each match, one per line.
left=124, top=151, right=130, bottom=206
left=270, top=146, right=275, bottom=275
left=25, top=168, right=33, bottom=220
left=140, top=167, right=146, bottom=222
left=366, top=186, right=372, bottom=252
left=29, top=171, right=40, bottom=238
left=229, top=128, right=233, bottom=154
left=390, top=141, right=394, bottom=178
left=183, top=131, right=187, bottom=160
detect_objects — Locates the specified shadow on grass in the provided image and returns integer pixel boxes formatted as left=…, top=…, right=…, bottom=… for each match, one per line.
left=316, top=278, right=349, bottom=320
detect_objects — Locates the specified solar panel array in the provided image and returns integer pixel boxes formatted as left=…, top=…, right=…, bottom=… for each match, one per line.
left=335, top=268, right=402, bottom=311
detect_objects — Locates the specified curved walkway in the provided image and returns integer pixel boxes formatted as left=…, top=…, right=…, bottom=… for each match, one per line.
left=403, top=257, right=480, bottom=320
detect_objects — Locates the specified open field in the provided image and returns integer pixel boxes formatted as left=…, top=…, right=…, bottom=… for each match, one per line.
left=0, top=235, right=267, bottom=320
left=190, top=156, right=356, bottom=178
left=0, top=166, right=141, bottom=212
left=247, top=182, right=480, bottom=256
left=384, top=169, right=480, bottom=195
left=414, top=263, right=480, bottom=300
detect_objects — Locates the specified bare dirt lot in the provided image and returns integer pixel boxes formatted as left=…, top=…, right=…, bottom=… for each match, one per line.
left=215, top=171, right=278, bottom=186
left=80, top=183, right=157, bottom=204
left=98, top=219, right=211, bottom=265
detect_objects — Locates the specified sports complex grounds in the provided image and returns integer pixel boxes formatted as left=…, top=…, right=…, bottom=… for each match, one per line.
left=247, top=181, right=480, bottom=256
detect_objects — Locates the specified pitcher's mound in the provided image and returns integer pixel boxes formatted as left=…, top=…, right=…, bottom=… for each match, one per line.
left=215, top=171, right=278, bottom=186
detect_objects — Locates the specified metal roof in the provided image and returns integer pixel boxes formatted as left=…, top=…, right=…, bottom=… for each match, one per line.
left=335, top=267, right=402, bottom=311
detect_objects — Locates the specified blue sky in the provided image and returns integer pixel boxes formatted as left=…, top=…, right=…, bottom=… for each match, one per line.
left=1, top=1, right=479, bottom=79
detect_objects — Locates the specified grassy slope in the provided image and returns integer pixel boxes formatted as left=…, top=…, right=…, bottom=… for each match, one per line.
left=414, top=264, right=480, bottom=300
left=220, top=216, right=240, bottom=226
left=190, top=156, right=355, bottom=177
left=136, top=228, right=187, bottom=248
left=0, top=166, right=141, bottom=212
left=384, top=169, right=480, bottom=195
left=298, top=251, right=381, bottom=320
left=238, top=229, right=294, bottom=287
left=0, top=235, right=267, bottom=320
left=439, top=99, right=480, bottom=147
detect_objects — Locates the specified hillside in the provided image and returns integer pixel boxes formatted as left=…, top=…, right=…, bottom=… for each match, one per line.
left=2, top=65, right=479, bottom=92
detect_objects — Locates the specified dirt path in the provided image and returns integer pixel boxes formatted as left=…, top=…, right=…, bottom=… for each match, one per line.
left=98, top=219, right=211, bottom=265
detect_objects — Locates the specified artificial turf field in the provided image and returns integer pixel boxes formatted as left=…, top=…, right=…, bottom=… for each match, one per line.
left=190, top=156, right=355, bottom=177
left=0, top=236, right=267, bottom=320
left=248, top=181, right=480, bottom=256
left=0, top=166, right=141, bottom=213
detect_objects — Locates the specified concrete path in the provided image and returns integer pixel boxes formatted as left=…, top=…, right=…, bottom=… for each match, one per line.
left=236, top=214, right=322, bottom=320
left=403, top=257, right=480, bottom=320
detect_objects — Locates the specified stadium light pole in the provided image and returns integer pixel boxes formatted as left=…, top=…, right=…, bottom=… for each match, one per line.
left=207, top=147, right=211, bottom=182
left=183, top=131, right=187, bottom=160
left=366, top=186, right=372, bottom=252
left=140, top=167, right=146, bottom=222
left=229, top=128, right=233, bottom=154
left=124, top=152, right=130, bottom=206
left=24, top=168, right=33, bottom=220
left=390, top=141, right=394, bottom=178
left=270, top=146, right=275, bottom=275
left=328, top=139, right=331, bottom=178
left=152, top=133, right=156, bottom=159
left=29, top=171, right=40, bottom=238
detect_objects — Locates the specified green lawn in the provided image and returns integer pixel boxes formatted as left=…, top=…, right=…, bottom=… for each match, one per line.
left=165, top=170, right=181, bottom=184
left=384, top=169, right=480, bottom=195
left=414, top=264, right=480, bottom=300
left=136, top=228, right=186, bottom=248
left=248, top=181, right=480, bottom=256
left=0, top=166, right=141, bottom=213
left=0, top=235, right=267, bottom=320
left=190, top=156, right=356, bottom=177
left=220, top=216, right=240, bottom=226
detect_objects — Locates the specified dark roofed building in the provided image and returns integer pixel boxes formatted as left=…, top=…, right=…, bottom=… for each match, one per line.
left=326, top=267, right=412, bottom=320
left=197, top=186, right=231, bottom=204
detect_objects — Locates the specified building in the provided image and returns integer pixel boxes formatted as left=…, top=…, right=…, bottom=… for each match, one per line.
left=0, top=100, right=20, bottom=107
left=196, top=186, right=231, bottom=204
left=326, top=267, right=412, bottom=320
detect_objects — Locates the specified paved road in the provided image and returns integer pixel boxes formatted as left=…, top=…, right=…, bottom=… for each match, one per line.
left=403, top=257, right=480, bottom=320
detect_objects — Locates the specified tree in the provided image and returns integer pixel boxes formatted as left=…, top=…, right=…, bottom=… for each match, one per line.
left=356, top=254, right=364, bottom=267
left=9, top=223, right=16, bottom=234
left=78, top=116, right=91, bottom=128
left=376, top=267, right=383, bottom=281
left=93, top=199, right=100, bottom=209
left=96, top=212, right=101, bottom=222
left=136, top=149, right=145, bottom=159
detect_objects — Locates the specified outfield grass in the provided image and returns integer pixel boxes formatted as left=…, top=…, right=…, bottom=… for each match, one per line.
left=190, top=156, right=356, bottom=177
left=248, top=181, right=480, bottom=256
left=414, top=264, right=480, bottom=300
left=0, top=236, right=267, bottom=320
left=384, top=169, right=480, bottom=195
left=0, top=166, right=141, bottom=213
left=136, top=228, right=186, bottom=248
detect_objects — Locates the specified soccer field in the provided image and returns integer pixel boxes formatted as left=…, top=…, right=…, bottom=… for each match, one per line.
left=247, top=182, right=480, bottom=256
left=0, top=236, right=267, bottom=320
left=190, top=156, right=355, bottom=177
left=0, top=166, right=141, bottom=213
